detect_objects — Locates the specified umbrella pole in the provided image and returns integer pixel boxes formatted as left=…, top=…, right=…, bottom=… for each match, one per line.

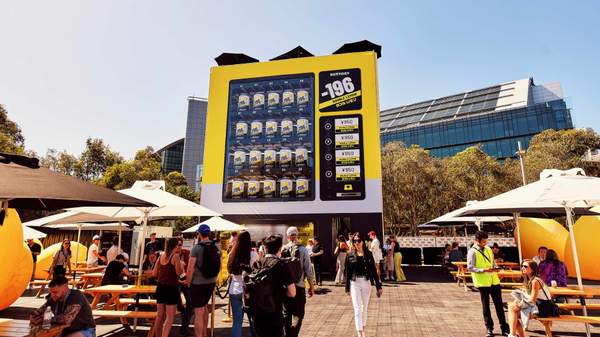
left=513, top=213, right=523, bottom=263
left=118, top=221, right=122, bottom=252
left=133, top=211, right=149, bottom=332
left=565, top=207, right=590, bottom=337
left=73, top=224, right=82, bottom=281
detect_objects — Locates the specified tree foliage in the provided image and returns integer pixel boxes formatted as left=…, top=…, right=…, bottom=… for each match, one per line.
left=0, top=104, right=25, bottom=153
left=100, top=147, right=161, bottom=190
left=76, top=138, right=123, bottom=181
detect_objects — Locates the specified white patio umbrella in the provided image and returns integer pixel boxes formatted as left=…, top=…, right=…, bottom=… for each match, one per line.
left=459, top=169, right=600, bottom=337
left=183, top=217, right=245, bottom=233
left=66, top=180, right=220, bottom=281
left=425, top=202, right=512, bottom=229
left=23, top=224, right=47, bottom=239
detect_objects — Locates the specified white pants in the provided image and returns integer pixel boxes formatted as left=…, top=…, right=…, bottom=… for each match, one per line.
left=350, top=277, right=371, bottom=332
left=335, top=252, right=347, bottom=283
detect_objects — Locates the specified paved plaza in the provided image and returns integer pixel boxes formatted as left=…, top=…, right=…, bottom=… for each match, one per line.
left=2, top=268, right=599, bottom=337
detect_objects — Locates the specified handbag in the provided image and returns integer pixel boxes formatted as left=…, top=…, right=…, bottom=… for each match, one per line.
left=535, top=280, right=560, bottom=317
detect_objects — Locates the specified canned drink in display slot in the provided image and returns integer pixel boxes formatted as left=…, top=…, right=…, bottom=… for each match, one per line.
left=265, top=120, right=278, bottom=136
left=279, top=148, right=292, bottom=166
left=296, top=118, right=309, bottom=134
left=279, top=178, right=293, bottom=197
left=231, top=180, right=245, bottom=197
left=235, top=122, right=248, bottom=137
left=233, top=150, right=246, bottom=166
left=262, top=179, right=276, bottom=197
left=268, top=92, right=280, bottom=107
left=295, top=178, right=309, bottom=196
left=296, top=90, right=309, bottom=105
left=264, top=149, right=277, bottom=165
left=249, top=150, right=262, bottom=167
left=282, top=91, right=294, bottom=106
left=253, top=93, right=265, bottom=109
left=281, top=119, right=293, bottom=136
left=238, top=94, right=250, bottom=109
left=247, top=180, right=260, bottom=197
left=250, top=121, right=263, bottom=137
left=295, top=147, right=308, bottom=165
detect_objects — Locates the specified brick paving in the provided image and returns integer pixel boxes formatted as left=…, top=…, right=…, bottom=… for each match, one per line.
left=2, top=276, right=599, bottom=337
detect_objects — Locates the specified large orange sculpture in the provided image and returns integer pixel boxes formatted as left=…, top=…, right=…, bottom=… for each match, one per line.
left=0, top=209, right=33, bottom=311
left=564, top=216, right=600, bottom=280
left=516, top=217, right=569, bottom=262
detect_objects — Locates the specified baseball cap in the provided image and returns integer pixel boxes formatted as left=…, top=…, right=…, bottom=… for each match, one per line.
left=286, top=226, right=299, bottom=237
left=93, top=235, right=100, bottom=240
left=368, top=231, right=376, bottom=237
left=197, top=224, right=211, bottom=235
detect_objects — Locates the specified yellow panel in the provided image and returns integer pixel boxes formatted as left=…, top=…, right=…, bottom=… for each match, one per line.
left=564, top=216, right=600, bottom=280
left=202, top=52, right=381, bottom=185
left=0, top=209, right=33, bottom=311
left=516, top=217, right=568, bottom=263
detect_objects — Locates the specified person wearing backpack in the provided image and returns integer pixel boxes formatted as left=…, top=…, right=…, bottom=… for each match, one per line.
left=281, top=226, right=315, bottom=337
left=246, top=235, right=296, bottom=337
left=185, top=224, right=221, bottom=337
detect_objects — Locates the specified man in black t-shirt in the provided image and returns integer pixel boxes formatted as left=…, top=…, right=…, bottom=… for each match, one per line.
left=30, top=276, right=96, bottom=336
left=101, top=254, right=130, bottom=285
left=27, top=239, right=42, bottom=281
left=310, top=237, right=324, bottom=286
left=143, top=233, right=160, bottom=264
left=253, top=235, right=296, bottom=337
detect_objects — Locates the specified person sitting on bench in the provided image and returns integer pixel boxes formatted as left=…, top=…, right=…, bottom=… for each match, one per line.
left=30, top=276, right=96, bottom=337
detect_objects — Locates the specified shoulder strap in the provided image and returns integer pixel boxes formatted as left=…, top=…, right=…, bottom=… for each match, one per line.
left=536, top=278, right=551, bottom=300
left=474, top=247, right=491, bottom=263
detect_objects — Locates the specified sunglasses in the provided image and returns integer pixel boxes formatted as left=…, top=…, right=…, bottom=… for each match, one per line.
left=521, top=264, right=529, bottom=268
left=353, top=239, right=362, bottom=244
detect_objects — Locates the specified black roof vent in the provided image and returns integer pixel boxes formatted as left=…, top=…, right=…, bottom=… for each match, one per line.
left=270, top=46, right=314, bottom=61
left=333, top=40, right=382, bottom=58
left=214, top=53, right=259, bottom=66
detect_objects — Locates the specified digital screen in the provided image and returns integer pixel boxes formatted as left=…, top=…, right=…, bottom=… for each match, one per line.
left=222, top=74, right=315, bottom=202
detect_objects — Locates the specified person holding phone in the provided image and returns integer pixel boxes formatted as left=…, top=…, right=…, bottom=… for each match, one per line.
left=345, top=233, right=382, bottom=337
left=468, top=231, right=509, bottom=337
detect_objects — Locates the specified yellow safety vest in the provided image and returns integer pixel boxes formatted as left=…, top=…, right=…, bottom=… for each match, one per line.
left=470, top=246, right=500, bottom=288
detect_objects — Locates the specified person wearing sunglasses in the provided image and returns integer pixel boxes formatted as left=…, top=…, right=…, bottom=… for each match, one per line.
left=345, top=233, right=383, bottom=337
left=467, top=231, right=509, bottom=337
left=507, top=260, right=554, bottom=337
left=49, top=239, right=72, bottom=279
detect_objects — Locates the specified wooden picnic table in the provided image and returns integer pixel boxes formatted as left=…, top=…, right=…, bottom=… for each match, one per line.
left=73, top=265, right=106, bottom=274
left=549, top=286, right=600, bottom=298
left=0, top=319, right=67, bottom=337
left=84, top=285, right=156, bottom=310
left=80, top=273, right=104, bottom=289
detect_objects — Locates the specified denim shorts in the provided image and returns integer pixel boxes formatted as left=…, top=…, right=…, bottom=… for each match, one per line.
left=80, top=327, right=96, bottom=337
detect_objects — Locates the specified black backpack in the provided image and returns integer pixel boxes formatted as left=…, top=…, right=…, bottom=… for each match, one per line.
left=244, top=257, right=279, bottom=314
left=198, top=241, right=221, bottom=278
left=281, top=243, right=303, bottom=284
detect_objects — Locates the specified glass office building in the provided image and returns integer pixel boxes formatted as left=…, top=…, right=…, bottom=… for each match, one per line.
left=380, top=78, right=573, bottom=159
left=182, top=97, right=208, bottom=191
left=156, top=138, right=184, bottom=174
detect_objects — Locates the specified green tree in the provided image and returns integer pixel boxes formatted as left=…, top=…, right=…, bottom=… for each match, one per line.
left=40, top=149, right=78, bottom=176
left=442, top=146, right=514, bottom=206
left=76, top=138, right=123, bottom=181
left=0, top=104, right=25, bottom=153
left=381, top=142, right=447, bottom=235
left=523, top=129, right=600, bottom=181
left=101, top=147, right=161, bottom=189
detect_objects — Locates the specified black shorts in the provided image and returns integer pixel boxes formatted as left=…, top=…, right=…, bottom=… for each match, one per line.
left=190, top=283, right=215, bottom=308
left=155, top=284, right=179, bottom=305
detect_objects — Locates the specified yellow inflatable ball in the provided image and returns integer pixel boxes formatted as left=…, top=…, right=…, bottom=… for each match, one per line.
left=564, top=216, right=600, bottom=281
left=515, top=217, right=568, bottom=262
left=34, top=241, right=88, bottom=280
left=0, top=209, right=33, bottom=311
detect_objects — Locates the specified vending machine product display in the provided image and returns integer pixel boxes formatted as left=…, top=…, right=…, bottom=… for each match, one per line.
left=223, top=74, right=315, bottom=202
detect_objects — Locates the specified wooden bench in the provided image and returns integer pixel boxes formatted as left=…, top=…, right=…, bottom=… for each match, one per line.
left=92, top=310, right=157, bottom=337
left=556, top=303, right=600, bottom=312
left=31, top=279, right=84, bottom=297
left=456, top=272, right=471, bottom=291
left=537, top=314, right=600, bottom=324
left=500, top=282, right=523, bottom=289
left=117, top=298, right=158, bottom=310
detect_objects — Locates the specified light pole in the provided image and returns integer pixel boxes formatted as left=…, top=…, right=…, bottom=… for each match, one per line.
left=516, top=141, right=527, bottom=186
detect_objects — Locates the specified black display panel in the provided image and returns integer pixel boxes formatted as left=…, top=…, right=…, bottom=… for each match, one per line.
left=319, top=114, right=366, bottom=200
left=223, top=74, right=315, bottom=202
left=318, top=68, right=362, bottom=112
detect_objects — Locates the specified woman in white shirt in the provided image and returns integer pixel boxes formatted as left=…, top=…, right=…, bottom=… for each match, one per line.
left=367, top=231, right=383, bottom=278
left=227, top=231, right=252, bottom=337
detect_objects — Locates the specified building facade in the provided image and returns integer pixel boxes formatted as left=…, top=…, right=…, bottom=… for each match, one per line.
left=182, top=97, right=208, bottom=191
left=380, top=78, right=573, bottom=158
left=156, top=138, right=184, bottom=174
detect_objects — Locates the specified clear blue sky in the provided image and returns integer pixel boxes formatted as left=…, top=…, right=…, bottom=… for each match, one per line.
left=1, top=1, right=599, bottom=158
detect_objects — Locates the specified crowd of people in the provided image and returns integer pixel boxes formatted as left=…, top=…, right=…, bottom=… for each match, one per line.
left=27, top=226, right=392, bottom=337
